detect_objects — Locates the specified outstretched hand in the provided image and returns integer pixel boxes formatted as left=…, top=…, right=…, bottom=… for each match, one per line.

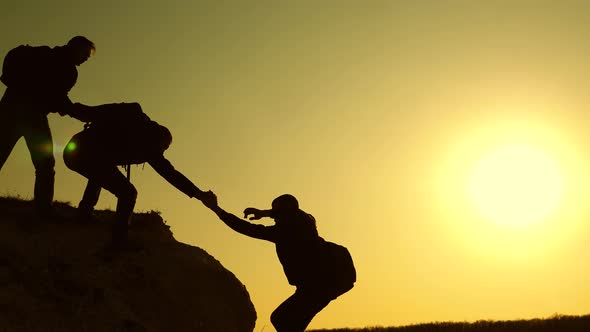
left=244, top=207, right=264, bottom=220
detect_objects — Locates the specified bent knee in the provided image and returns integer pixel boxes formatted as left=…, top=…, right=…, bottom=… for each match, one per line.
left=270, top=311, right=282, bottom=330
left=270, top=309, right=292, bottom=332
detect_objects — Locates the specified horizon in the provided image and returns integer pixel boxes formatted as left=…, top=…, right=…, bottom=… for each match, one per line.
left=1, top=1, right=590, bottom=330
left=308, top=314, right=590, bottom=331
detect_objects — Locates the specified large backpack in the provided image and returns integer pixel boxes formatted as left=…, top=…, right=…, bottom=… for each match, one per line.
left=317, top=240, right=356, bottom=296
left=83, top=102, right=151, bottom=133
left=80, top=102, right=157, bottom=178
left=1, top=45, right=51, bottom=88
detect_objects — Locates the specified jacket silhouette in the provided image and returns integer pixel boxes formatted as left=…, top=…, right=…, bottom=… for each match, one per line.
left=207, top=194, right=355, bottom=332
left=63, top=102, right=213, bottom=246
left=0, top=36, right=95, bottom=218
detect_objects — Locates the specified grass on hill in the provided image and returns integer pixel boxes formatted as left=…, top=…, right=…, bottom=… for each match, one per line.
left=308, top=314, right=590, bottom=332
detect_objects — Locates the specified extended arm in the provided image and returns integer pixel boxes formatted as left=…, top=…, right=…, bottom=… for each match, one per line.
left=65, top=102, right=147, bottom=123
left=149, top=155, right=209, bottom=200
left=243, top=207, right=273, bottom=220
left=64, top=102, right=95, bottom=121
left=207, top=195, right=275, bottom=242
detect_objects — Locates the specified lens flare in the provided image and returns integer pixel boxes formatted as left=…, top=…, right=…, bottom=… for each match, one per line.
left=65, top=142, right=77, bottom=152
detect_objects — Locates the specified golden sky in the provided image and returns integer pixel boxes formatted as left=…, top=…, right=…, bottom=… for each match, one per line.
left=1, top=1, right=590, bottom=330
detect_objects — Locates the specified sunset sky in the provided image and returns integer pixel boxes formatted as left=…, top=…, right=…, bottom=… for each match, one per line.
left=1, top=1, right=590, bottom=330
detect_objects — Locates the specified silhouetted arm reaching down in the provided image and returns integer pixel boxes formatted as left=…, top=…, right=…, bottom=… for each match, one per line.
left=66, top=102, right=147, bottom=123
left=148, top=155, right=210, bottom=201
left=64, top=103, right=95, bottom=122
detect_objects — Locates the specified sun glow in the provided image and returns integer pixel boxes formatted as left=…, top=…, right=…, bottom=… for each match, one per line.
left=467, top=144, right=565, bottom=227
left=433, top=117, right=590, bottom=261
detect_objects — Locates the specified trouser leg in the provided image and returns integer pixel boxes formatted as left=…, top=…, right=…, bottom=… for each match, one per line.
left=78, top=179, right=102, bottom=214
left=23, top=115, right=55, bottom=212
left=270, top=288, right=333, bottom=332
left=77, top=163, right=137, bottom=243
left=112, top=192, right=137, bottom=244
left=0, top=100, right=22, bottom=172
left=0, top=121, right=21, bottom=172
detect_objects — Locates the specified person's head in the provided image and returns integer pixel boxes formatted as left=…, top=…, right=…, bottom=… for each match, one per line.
left=270, top=194, right=300, bottom=221
left=270, top=194, right=317, bottom=229
left=66, top=36, right=95, bottom=66
left=149, top=122, right=173, bottom=154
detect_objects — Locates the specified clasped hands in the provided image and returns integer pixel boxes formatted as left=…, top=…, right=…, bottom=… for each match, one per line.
left=197, top=190, right=218, bottom=210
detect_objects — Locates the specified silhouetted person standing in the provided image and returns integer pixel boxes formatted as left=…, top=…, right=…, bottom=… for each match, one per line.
left=63, top=102, right=214, bottom=247
left=0, top=36, right=95, bottom=218
left=206, top=193, right=356, bottom=332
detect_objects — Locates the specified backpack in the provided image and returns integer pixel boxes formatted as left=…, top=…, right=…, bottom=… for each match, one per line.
left=83, top=102, right=151, bottom=133
left=1, top=45, right=51, bottom=88
left=81, top=102, right=156, bottom=179
left=318, top=240, right=356, bottom=295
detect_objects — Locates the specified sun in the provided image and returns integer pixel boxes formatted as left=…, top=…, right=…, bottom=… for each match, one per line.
left=467, top=144, right=565, bottom=227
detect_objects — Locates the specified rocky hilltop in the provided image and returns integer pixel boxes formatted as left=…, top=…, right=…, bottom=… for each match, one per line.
left=0, top=197, right=256, bottom=332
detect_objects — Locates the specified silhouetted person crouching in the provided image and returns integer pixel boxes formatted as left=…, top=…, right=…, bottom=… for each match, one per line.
left=63, top=102, right=214, bottom=247
left=0, top=36, right=95, bottom=218
left=206, top=193, right=356, bottom=332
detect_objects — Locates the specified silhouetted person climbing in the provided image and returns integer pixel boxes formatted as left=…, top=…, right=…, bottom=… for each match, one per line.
left=205, top=193, right=356, bottom=332
left=0, top=36, right=95, bottom=219
left=63, top=102, right=215, bottom=248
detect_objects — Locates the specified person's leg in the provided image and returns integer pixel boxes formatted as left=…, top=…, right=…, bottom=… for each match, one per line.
left=23, top=114, right=55, bottom=214
left=111, top=187, right=137, bottom=244
left=63, top=136, right=138, bottom=242
left=270, top=288, right=333, bottom=332
left=79, top=164, right=137, bottom=244
left=77, top=179, right=102, bottom=220
left=0, top=116, right=22, bottom=172
left=0, top=96, right=23, bottom=172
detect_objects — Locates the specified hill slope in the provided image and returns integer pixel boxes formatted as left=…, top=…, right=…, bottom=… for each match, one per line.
left=0, top=197, right=256, bottom=332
